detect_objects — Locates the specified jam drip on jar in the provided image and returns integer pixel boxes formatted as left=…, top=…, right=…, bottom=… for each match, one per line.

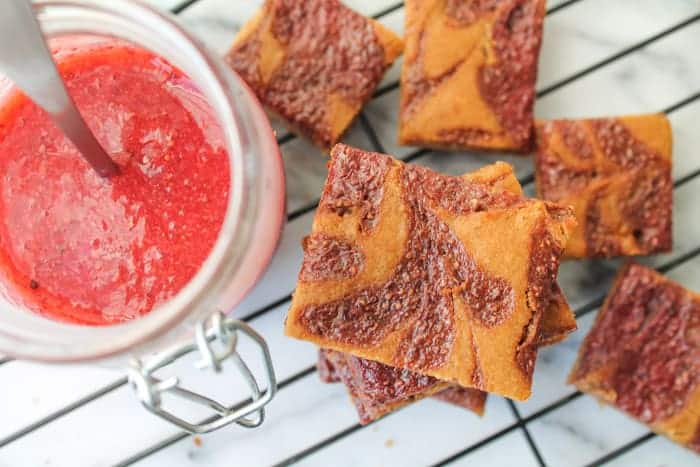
left=299, top=153, right=516, bottom=373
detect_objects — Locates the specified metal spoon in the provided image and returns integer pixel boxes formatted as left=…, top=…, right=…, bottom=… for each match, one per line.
left=0, top=0, right=119, bottom=177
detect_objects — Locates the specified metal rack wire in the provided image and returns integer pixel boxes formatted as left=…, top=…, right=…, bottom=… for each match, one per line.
left=2, top=0, right=700, bottom=465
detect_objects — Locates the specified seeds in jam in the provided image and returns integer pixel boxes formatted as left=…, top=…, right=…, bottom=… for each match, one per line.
left=0, top=42, right=230, bottom=325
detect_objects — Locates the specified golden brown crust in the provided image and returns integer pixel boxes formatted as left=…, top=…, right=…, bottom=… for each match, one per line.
left=569, top=263, right=700, bottom=453
left=534, top=114, right=673, bottom=258
left=226, top=0, right=403, bottom=149
left=398, top=0, right=545, bottom=152
left=286, top=144, right=574, bottom=400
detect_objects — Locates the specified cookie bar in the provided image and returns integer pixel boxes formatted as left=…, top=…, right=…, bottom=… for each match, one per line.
left=226, top=0, right=403, bottom=149
left=537, top=283, right=577, bottom=346
left=433, top=386, right=488, bottom=413
left=535, top=114, right=673, bottom=258
left=285, top=144, right=575, bottom=400
left=318, top=287, right=575, bottom=424
left=569, top=263, right=700, bottom=453
left=399, top=0, right=545, bottom=151
left=319, top=349, right=461, bottom=424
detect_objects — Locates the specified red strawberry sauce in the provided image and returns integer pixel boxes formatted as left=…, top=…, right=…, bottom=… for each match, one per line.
left=0, top=39, right=230, bottom=325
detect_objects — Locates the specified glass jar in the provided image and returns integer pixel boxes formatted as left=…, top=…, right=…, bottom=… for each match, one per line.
left=0, top=0, right=285, bottom=430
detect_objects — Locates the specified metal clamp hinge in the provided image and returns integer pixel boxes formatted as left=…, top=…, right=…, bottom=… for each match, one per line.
left=128, top=311, right=277, bottom=434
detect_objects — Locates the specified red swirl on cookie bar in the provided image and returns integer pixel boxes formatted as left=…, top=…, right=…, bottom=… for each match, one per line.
left=535, top=114, right=672, bottom=258
left=399, top=0, right=545, bottom=152
left=285, top=144, right=575, bottom=400
left=569, top=263, right=700, bottom=453
left=227, top=0, right=403, bottom=149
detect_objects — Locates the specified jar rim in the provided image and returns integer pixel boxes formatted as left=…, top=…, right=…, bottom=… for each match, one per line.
left=0, top=0, right=257, bottom=363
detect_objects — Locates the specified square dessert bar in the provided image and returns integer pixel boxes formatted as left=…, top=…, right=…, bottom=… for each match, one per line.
left=318, top=349, right=487, bottom=424
left=535, top=114, right=673, bottom=258
left=537, top=283, right=577, bottom=346
left=569, top=263, right=700, bottom=453
left=285, top=144, right=576, bottom=400
left=318, top=292, right=575, bottom=424
left=226, top=0, right=403, bottom=149
left=399, top=0, right=546, bottom=152
left=314, top=161, right=576, bottom=423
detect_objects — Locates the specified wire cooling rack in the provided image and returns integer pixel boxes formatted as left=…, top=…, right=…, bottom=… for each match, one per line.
left=1, top=0, right=700, bottom=466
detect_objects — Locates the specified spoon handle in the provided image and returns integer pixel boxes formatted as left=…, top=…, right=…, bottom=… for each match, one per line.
left=0, top=0, right=118, bottom=177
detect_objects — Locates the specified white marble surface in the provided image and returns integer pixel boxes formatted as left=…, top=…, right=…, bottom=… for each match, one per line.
left=1, top=0, right=700, bottom=466
left=606, top=434, right=700, bottom=467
